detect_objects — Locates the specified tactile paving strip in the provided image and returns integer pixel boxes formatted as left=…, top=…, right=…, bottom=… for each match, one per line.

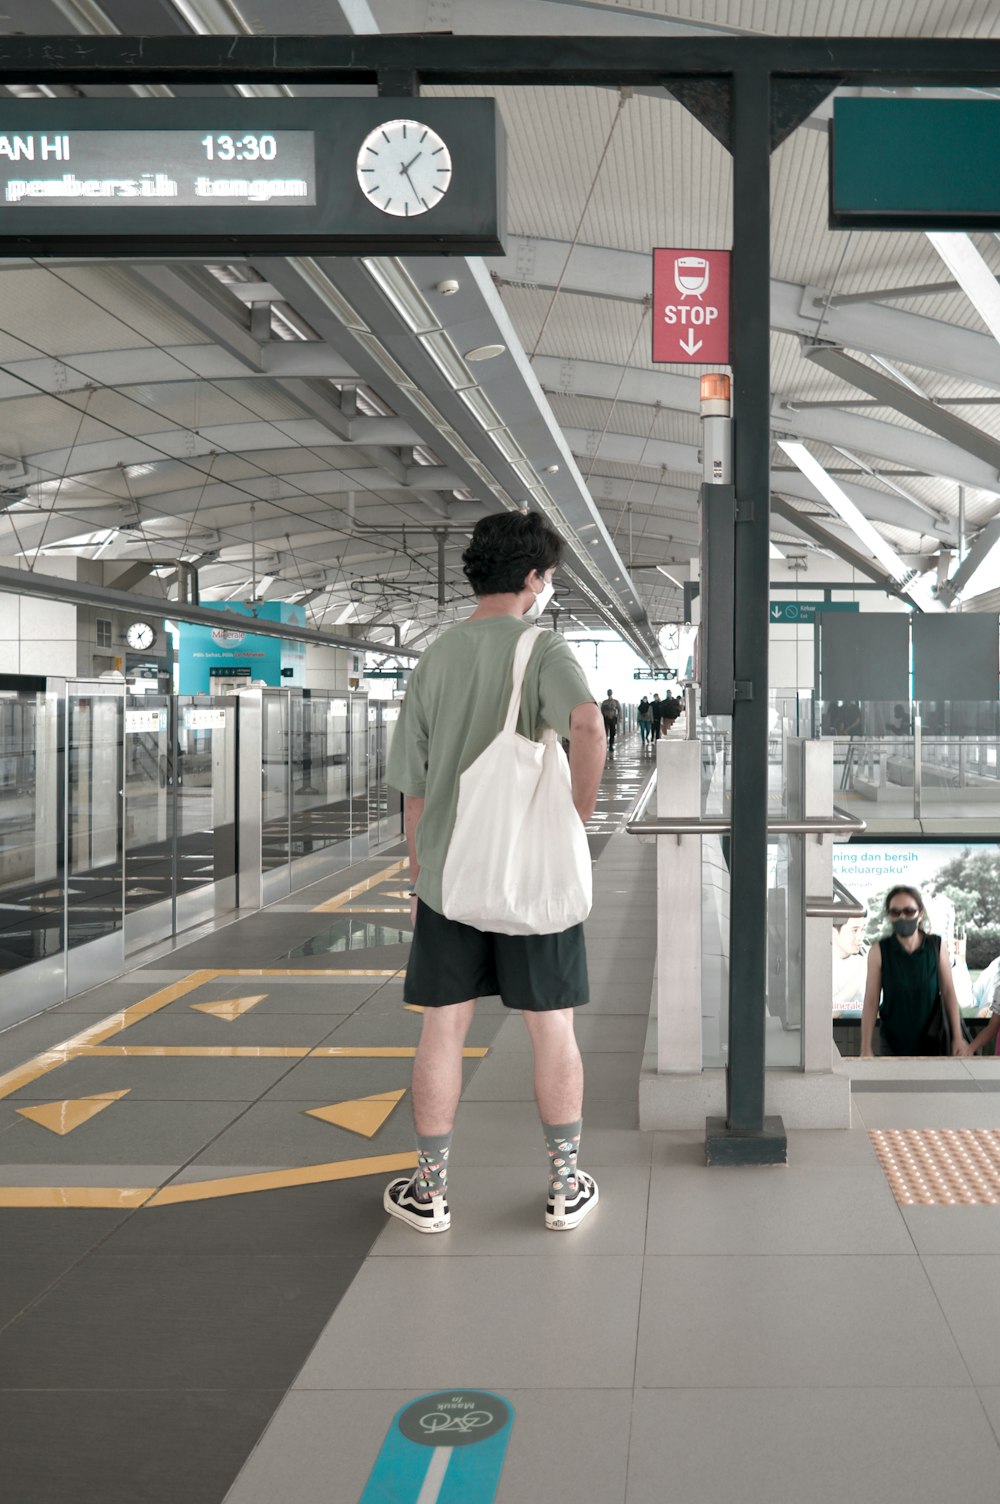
left=869, top=1128, right=1000, bottom=1206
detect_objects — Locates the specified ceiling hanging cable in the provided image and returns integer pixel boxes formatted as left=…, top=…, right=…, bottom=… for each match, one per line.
left=582, top=302, right=650, bottom=488
left=610, top=398, right=662, bottom=546
left=528, top=87, right=633, bottom=363
left=29, top=386, right=95, bottom=570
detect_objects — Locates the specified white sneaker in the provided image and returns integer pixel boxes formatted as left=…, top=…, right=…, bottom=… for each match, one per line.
left=384, top=1175, right=450, bottom=1233
left=545, top=1170, right=599, bottom=1230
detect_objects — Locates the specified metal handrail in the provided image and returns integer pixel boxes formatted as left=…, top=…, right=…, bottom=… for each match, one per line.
left=804, top=896, right=866, bottom=919
left=626, top=812, right=868, bottom=837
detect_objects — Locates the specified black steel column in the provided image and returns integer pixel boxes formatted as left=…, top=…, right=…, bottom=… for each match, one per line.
left=706, top=63, right=786, bottom=1165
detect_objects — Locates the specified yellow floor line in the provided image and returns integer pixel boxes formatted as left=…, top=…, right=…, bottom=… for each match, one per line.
left=311, top=860, right=408, bottom=913
left=0, top=1186, right=157, bottom=1209
left=76, top=1046, right=312, bottom=1058
left=219, top=967, right=403, bottom=978
left=0, top=970, right=219, bottom=1102
left=313, top=1046, right=489, bottom=1058
left=147, top=1150, right=419, bottom=1205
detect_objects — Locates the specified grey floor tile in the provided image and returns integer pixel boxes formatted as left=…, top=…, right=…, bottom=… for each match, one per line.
left=106, top=1008, right=352, bottom=1048
left=0, top=1255, right=84, bottom=1329
left=259, top=1054, right=480, bottom=1102
left=454, top=1100, right=653, bottom=1167
left=180, top=1096, right=416, bottom=1167
left=223, top=1388, right=632, bottom=1504
left=293, top=1255, right=643, bottom=1391
left=0, top=1012, right=113, bottom=1058
left=1, top=1389, right=281, bottom=1504
left=3, top=1053, right=302, bottom=1104
left=373, top=1165, right=650, bottom=1256
left=0, top=1205, right=130, bottom=1257
left=463, top=1049, right=640, bottom=1103
left=204, top=982, right=397, bottom=1013
left=980, top=1387, right=1000, bottom=1447
left=901, top=1207, right=1000, bottom=1255
left=103, top=1179, right=389, bottom=1258
left=783, top=1127, right=881, bottom=1167
left=25, top=980, right=174, bottom=1015
left=853, top=1093, right=1000, bottom=1128
left=0, top=1254, right=364, bottom=1389
left=635, top=1256, right=970, bottom=1389
left=645, top=1164, right=913, bottom=1255
left=0, top=1099, right=245, bottom=1166
left=921, top=1256, right=1000, bottom=1384
left=626, top=1387, right=998, bottom=1504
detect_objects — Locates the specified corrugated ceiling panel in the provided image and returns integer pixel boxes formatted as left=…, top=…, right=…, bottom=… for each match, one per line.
left=0, top=269, right=152, bottom=355
left=56, top=267, right=213, bottom=348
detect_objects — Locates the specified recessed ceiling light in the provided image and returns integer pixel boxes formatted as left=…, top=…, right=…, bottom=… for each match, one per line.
left=464, top=343, right=506, bottom=362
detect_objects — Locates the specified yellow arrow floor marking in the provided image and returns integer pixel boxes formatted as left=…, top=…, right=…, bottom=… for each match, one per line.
left=147, top=1150, right=418, bottom=1206
left=190, top=995, right=268, bottom=1021
left=306, top=1089, right=406, bottom=1138
left=16, top=1090, right=131, bottom=1136
left=311, top=859, right=407, bottom=912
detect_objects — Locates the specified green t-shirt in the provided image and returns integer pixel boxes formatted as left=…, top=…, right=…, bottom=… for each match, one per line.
left=387, top=616, right=596, bottom=914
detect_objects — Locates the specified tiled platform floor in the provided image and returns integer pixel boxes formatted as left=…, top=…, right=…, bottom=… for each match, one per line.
left=2, top=729, right=1000, bottom=1502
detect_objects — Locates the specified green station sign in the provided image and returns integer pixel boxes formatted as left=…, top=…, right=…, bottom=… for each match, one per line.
left=769, top=601, right=860, bottom=624
left=831, top=99, right=1000, bottom=229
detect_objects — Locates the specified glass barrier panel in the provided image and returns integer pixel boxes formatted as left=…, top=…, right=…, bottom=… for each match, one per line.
left=177, top=700, right=235, bottom=896
left=66, top=688, right=123, bottom=951
left=261, top=691, right=290, bottom=872
left=289, top=693, right=351, bottom=861
left=0, top=687, right=63, bottom=975
left=124, top=696, right=172, bottom=916
left=350, top=695, right=369, bottom=842
left=765, top=834, right=804, bottom=1068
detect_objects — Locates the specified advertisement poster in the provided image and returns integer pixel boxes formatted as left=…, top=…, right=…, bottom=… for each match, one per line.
left=831, top=841, right=1000, bottom=1018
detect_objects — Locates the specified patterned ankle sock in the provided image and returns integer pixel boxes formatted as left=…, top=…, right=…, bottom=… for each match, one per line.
left=544, top=1119, right=582, bottom=1195
left=414, top=1134, right=452, bottom=1203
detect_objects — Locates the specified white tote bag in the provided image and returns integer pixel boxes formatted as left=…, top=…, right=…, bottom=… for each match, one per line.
left=441, top=627, right=593, bottom=935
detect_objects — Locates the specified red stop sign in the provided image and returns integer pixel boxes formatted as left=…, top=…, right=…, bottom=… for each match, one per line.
left=652, top=248, right=731, bottom=364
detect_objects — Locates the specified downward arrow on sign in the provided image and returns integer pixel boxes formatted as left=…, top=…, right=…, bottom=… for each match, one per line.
left=679, top=329, right=703, bottom=356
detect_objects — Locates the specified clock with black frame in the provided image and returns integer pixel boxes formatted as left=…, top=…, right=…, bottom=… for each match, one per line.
left=0, top=98, right=505, bottom=256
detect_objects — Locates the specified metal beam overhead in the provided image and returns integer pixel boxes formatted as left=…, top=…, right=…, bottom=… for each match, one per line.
left=801, top=343, right=1000, bottom=478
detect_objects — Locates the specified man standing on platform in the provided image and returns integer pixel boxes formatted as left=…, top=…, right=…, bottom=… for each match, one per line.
left=384, top=510, right=606, bottom=1234
left=600, top=688, right=621, bottom=752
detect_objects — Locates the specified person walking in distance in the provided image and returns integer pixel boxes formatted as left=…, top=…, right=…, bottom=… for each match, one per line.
left=637, top=695, right=652, bottom=748
left=650, top=692, right=664, bottom=741
left=600, top=688, right=621, bottom=752
left=384, top=510, right=607, bottom=1233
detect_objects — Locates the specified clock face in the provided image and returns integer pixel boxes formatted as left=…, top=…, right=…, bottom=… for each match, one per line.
left=356, top=118, right=453, bottom=217
left=126, top=621, right=155, bottom=652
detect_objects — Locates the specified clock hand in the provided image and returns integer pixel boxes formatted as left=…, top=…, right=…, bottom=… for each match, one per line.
left=399, top=151, right=423, bottom=175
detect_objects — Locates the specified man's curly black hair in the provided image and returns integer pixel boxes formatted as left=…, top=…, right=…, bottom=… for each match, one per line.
left=462, top=510, right=563, bottom=596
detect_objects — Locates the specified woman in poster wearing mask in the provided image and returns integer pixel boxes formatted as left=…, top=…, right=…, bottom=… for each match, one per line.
left=859, top=884, right=970, bottom=1058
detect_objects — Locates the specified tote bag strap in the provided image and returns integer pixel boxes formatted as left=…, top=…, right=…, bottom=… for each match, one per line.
left=502, top=627, right=544, bottom=734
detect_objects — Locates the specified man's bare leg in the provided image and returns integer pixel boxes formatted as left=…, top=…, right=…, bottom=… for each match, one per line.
left=385, top=999, right=475, bottom=1230
left=522, top=1007, right=584, bottom=1124
left=411, top=997, right=476, bottom=1135
left=523, top=1008, right=597, bottom=1228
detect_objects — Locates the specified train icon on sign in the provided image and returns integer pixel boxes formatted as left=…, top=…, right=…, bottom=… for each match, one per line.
left=674, top=255, right=710, bottom=298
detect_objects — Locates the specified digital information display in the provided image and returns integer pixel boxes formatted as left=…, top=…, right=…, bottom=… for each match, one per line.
left=0, top=129, right=317, bottom=208
left=0, top=99, right=505, bottom=256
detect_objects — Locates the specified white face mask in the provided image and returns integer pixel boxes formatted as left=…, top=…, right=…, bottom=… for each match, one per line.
left=523, top=576, right=555, bottom=620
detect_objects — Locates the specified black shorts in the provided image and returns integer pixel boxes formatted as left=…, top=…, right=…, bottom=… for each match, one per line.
left=404, top=900, right=589, bottom=1012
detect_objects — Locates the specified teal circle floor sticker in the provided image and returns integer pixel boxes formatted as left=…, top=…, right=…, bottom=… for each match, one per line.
left=361, top=1389, right=513, bottom=1503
